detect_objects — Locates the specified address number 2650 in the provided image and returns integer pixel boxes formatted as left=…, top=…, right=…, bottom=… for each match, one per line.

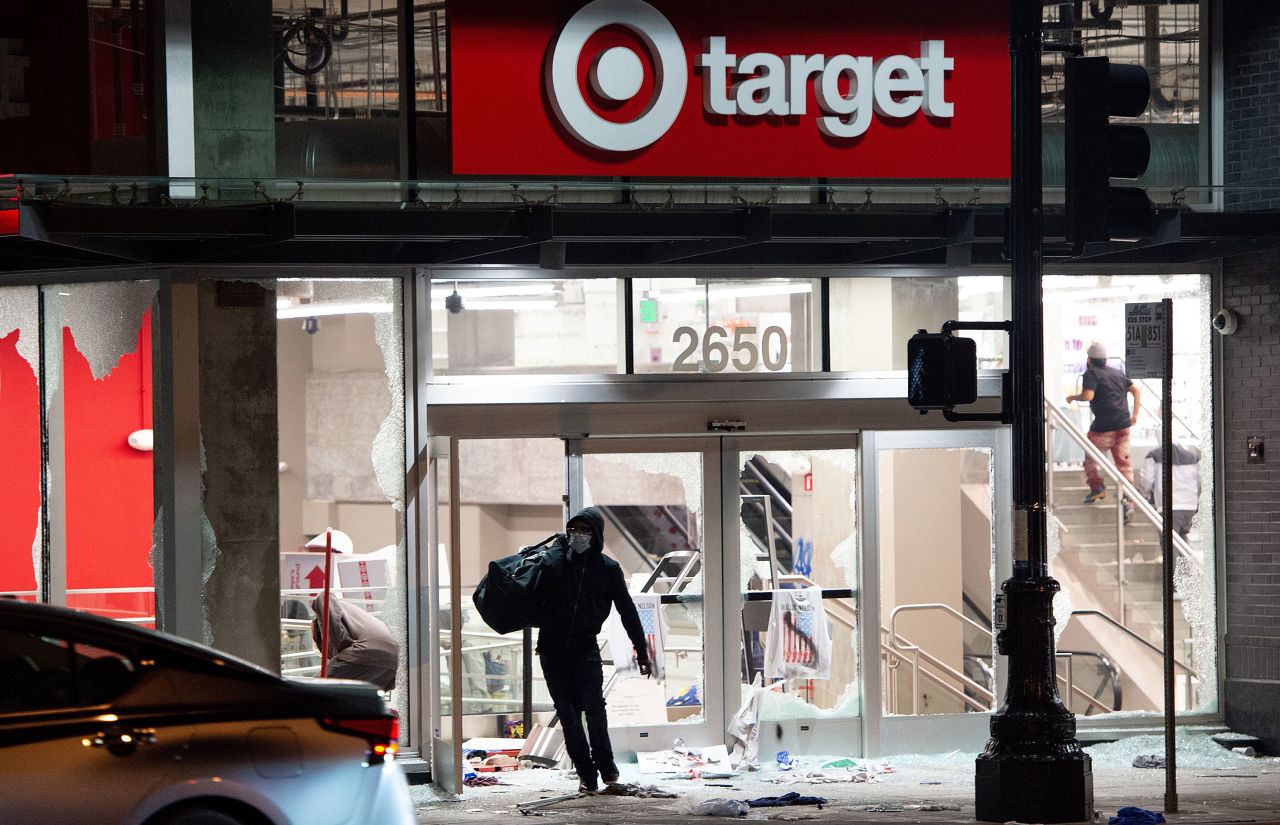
left=672, top=325, right=789, bottom=373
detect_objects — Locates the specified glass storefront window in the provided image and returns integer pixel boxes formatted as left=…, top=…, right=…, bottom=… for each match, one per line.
left=431, top=279, right=620, bottom=375
left=1044, top=273, right=1216, bottom=716
left=632, top=278, right=819, bottom=374
left=582, top=451, right=706, bottom=725
left=0, top=287, right=41, bottom=604
left=739, top=449, right=860, bottom=719
left=276, top=277, right=408, bottom=721
left=830, top=275, right=1008, bottom=372
left=877, top=447, right=995, bottom=717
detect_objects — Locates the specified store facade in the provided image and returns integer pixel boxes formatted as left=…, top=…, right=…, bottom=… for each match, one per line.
left=2, top=0, right=1259, bottom=794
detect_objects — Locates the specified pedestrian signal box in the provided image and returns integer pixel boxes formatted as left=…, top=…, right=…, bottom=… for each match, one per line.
left=907, top=330, right=978, bottom=412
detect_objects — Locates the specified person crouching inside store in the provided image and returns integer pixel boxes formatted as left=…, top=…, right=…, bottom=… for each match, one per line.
left=312, top=593, right=399, bottom=691
left=538, top=507, right=651, bottom=795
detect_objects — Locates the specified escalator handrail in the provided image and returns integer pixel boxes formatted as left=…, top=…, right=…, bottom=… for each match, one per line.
left=1069, top=609, right=1196, bottom=677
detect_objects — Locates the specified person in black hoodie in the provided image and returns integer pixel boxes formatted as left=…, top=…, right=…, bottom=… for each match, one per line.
left=538, top=506, right=651, bottom=794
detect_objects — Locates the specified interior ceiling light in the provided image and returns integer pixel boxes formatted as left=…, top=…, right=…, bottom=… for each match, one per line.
left=654, top=283, right=814, bottom=302
left=277, top=301, right=393, bottom=319
left=436, top=283, right=558, bottom=299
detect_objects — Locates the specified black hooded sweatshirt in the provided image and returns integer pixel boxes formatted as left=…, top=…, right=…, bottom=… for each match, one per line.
left=536, top=506, right=649, bottom=661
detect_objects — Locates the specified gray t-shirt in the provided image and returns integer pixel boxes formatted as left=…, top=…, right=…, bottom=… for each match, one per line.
left=1082, top=364, right=1133, bottom=433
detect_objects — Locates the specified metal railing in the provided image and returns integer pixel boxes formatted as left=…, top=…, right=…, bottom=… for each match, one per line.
left=1057, top=649, right=1121, bottom=714
left=883, top=603, right=996, bottom=714
left=1070, top=609, right=1198, bottom=710
left=1, top=587, right=156, bottom=625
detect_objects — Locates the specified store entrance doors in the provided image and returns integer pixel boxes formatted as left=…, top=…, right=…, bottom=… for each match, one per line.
left=566, top=435, right=863, bottom=762
left=427, top=426, right=1010, bottom=794
left=860, top=429, right=1010, bottom=755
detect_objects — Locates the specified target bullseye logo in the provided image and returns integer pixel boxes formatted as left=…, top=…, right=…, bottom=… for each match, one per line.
left=546, top=0, right=688, bottom=152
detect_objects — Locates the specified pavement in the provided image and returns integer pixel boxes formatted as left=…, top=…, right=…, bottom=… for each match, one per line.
left=411, top=734, right=1280, bottom=825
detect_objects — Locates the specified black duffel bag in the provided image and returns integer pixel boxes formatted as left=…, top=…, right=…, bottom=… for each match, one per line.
left=471, top=534, right=566, bottom=634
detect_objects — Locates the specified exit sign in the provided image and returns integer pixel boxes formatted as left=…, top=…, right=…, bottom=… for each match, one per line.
left=640, top=299, right=658, bottom=323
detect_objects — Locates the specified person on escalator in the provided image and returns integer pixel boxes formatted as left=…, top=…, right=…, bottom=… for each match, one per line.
left=537, top=507, right=651, bottom=795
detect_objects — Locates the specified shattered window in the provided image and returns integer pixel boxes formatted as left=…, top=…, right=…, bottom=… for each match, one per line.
left=584, top=451, right=706, bottom=725
left=1045, top=273, right=1216, bottom=716
left=276, top=278, right=409, bottom=726
left=0, top=286, right=41, bottom=604
left=878, top=448, right=996, bottom=717
left=39, top=282, right=158, bottom=626
left=739, top=450, right=860, bottom=720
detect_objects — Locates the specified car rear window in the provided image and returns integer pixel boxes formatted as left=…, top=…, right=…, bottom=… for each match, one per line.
left=0, top=630, right=139, bottom=713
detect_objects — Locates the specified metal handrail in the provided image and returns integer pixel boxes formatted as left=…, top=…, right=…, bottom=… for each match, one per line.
left=887, top=604, right=999, bottom=713
left=1058, top=649, right=1121, bottom=713
left=880, top=627, right=993, bottom=713
left=1045, top=400, right=1200, bottom=571
left=1070, top=609, right=1196, bottom=677
left=890, top=602, right=990, bottom=642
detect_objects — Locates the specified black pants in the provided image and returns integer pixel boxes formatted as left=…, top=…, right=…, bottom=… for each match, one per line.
left=540, top=653, right=615, bottom=787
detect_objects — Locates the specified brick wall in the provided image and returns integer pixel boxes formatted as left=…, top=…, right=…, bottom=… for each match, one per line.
left=1220, top=248, right=1280, bottom=752
left=1224, top=2, right=1280, bottom=210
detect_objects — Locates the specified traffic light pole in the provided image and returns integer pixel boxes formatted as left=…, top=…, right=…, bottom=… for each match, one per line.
left=975, top=4, right=1094, bottom=821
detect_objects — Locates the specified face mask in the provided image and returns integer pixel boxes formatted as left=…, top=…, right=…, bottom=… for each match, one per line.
left=569, top=532, right=592, bottom=555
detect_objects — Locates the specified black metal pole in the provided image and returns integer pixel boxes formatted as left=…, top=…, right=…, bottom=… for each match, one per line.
left=975, top=4, right=1093, bottom=821
left=1161, top=297, right=1178, bottom=812
left=397, top=0, right=418, bottom=196
left=523, top=626, right=534, bottom=737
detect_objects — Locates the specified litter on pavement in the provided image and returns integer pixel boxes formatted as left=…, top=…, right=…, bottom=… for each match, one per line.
left=746, top=792, right=827, bottom=808
left=1109, top=806, right=1166, bottom=825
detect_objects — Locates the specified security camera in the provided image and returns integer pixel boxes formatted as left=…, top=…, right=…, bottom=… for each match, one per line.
left=1212, top=308, right=1238, bottom=336
left=445, top=288, right=464, bottom=314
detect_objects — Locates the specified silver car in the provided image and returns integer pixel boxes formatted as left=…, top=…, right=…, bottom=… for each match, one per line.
left=0, top=600, right=415, bottom=825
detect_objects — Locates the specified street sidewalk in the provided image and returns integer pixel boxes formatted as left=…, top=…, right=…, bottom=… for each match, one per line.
left=412, top=735, right=1279, bottom=825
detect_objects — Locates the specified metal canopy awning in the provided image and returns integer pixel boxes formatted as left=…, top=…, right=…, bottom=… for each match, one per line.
left=4, top=198, right=1280, bottom=272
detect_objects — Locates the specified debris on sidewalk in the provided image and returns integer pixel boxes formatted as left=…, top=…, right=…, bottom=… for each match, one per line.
left=864, top=804, right=904, bottom=812
left=464, top=775, right=509, bottom=788
left=1132, top=754, right=1165, bottom=769
left=1108, top=806, right=1166, bottom=825
left=600, top=781, right=678, bottom=798
left=746, top=792, right=827, bottom=809
left=691, top=798, right=750, bottom=817
left=638, top=741, right=736, bottom=779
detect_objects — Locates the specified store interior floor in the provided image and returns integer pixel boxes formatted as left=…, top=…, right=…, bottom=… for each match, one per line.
left=411, top=731, right=1280, bottom=825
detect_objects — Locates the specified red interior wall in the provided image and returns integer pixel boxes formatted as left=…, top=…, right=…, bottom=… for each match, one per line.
left=0, top=311, right=154, bottom=621
left=0, top=329, right=41, bottom=595
left=63, top=313, right=154, bottom=619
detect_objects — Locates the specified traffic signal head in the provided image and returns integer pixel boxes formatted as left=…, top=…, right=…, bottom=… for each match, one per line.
left=1065, top=56, right=1153, bottom=247
left=907, top=331, right=978, bottom=412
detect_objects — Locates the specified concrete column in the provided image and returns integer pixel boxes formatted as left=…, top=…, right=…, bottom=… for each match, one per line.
left=189, top=0, right=275, bottom=178
left=199, top=280, right=279, bottom=670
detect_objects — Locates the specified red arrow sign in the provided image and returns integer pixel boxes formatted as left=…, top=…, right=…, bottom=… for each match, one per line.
left=304, top=565, right=327, bottom=590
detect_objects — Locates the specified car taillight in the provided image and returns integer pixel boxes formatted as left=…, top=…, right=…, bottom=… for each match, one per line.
left=321, top=713, right=399, bottom=764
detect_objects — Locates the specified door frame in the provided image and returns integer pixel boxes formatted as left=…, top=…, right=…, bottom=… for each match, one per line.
left=859, top=428, right=1013, bottom=756
left=566, top=435, right=726, bottom=756
left=566, top=433, right=867, bottom=757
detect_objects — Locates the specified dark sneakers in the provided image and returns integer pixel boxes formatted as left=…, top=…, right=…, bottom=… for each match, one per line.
left=1083, top=487, right=1106, bottom=503
left=578, top=781, right=599, bottom=796
left=599, top=764, right=620, bottom=785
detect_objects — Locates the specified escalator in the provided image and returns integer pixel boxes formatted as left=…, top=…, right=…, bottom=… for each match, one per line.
left=740, top=455, right=794, bottom=574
